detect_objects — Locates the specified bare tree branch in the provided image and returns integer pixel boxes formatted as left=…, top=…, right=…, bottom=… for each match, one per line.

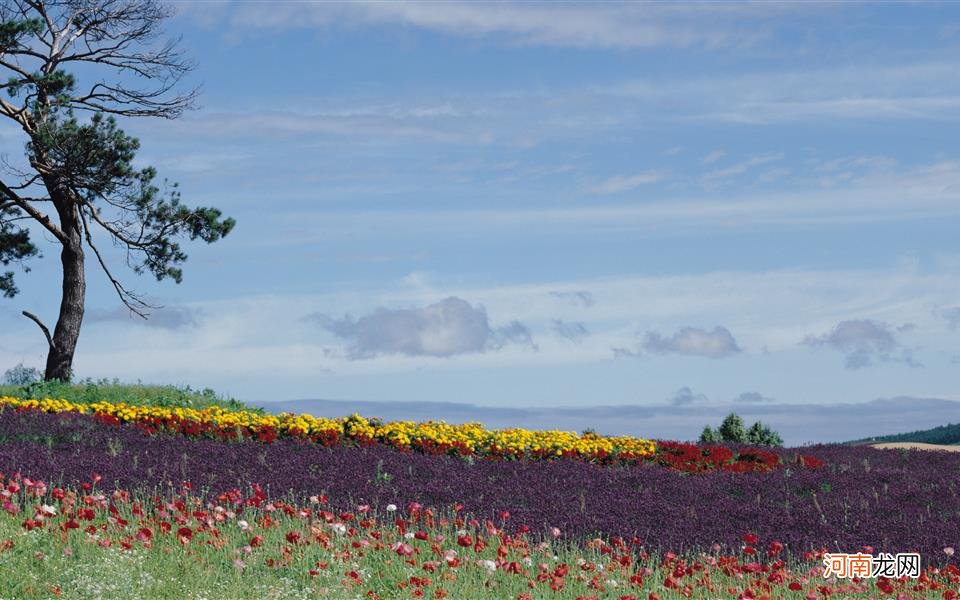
left=78, top=206, right=152, bottom=317
left=0, top=179, right=66, bottom=242
left=21, top=309, right=54, bottom=349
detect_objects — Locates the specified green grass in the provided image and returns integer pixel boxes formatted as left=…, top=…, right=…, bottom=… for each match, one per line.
left=0, top=379, right=260, bottom=413
left=0, top=502, right=852, bottom=600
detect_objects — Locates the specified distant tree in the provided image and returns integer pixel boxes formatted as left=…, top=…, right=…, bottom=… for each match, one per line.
left=0, top=1, right=234, bottom=381
left=699, top=425, right=721, bottom=444
left=718, top=413, right=748, bottom=443
left=747, top=420, right=783, bottom=447
left=700, top=413, right=784, bottom=447
left=2, top=362, right=40, bottom=385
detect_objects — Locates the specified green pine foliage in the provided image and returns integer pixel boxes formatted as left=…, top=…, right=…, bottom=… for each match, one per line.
left=700, top=412, right=784, bottom=447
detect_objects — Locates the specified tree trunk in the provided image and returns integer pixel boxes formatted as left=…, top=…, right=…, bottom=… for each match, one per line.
left=44, top=223, right=85, bottom=382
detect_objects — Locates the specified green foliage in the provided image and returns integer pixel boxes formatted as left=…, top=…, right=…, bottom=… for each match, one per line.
left=1, top=363, right=41, bottom=385
left=747, top=420, right=784, bottom=447
left=0, top=378, right=259, bottom=413
left=0, top=18, right=44, bottom=54
left=0, top=3, right=234, bottom=381
left=0, top=204, right=39, bottom=298
left=848, top=422, right=960, bottom=446
left=24, top=112, right=236, bottom=285
left=698, top=425, right=721, bottom=444
left=702, top=412, right=783, bottom=447
left=718, top=413, right=748, bottom=443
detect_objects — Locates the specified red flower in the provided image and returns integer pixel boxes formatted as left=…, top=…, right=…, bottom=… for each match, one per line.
left=250, top=535, right=264, bottom=547
left=457, top=534, right=473, bottom=547
left=176, top=527, right=193, bottom=544
left=285, top=531, right=301, bottom=544
left=136, top=528, right=153, bottom=542
left=742, top=533, right=758, bottom=545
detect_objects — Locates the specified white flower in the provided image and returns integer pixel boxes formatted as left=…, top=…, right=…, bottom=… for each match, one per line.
left=330, top=523, right=347, bottom=535
left=237, top=520, right=250, bottom=531
left=479, top=559, right=497, bottom=573
left=386, top=504, right=397, bottom=512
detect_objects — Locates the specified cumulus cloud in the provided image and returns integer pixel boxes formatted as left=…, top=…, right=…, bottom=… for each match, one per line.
left=86, top=306, right=202, bottom=330
left=309, top=296, right=535, bottom=359
left=733, top=391, right=775, bottom=403
left=801, top=319, right=920, bottom=370
left=669, top=386, right=707, bottom=406
left=493, top=320, right=538, bottom=350
left=549, top=290, right=594, bottom=307
left=939, top=306, right=960, bottom=330
left=641, top=325, right=742, bottom=358
left=611, top=346, right=641, bottom=359
left=551, top=319, right=589, bottom=344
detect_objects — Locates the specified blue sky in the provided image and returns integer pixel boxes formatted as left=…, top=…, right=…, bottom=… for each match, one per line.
left=2, top=2, right=960, bottom=441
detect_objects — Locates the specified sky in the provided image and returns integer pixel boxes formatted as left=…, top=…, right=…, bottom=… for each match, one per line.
left=1, top=1, right=959, bottom=443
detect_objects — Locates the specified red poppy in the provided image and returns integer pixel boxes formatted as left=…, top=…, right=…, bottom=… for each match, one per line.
left=176, top=527, right=193, bottom=544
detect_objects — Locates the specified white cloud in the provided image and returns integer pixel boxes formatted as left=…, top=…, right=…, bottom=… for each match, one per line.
left=552, top=320, right=590, bottom=344
left=194, top=1, right=799, bottom=50
left=272, top=159, right=960, bottom=240
left=308, top=297, right=534, bottom=359
left=701, top=153, right=783, bottom=182
left=802, top=319, right=920, bottom=370
left=590, top=172, right=664, bottom=194
left=603, top=62, right=960, bottom=123
left=548, top=290, right=595, bottom=308
left=938, top=306, right=960, bottom=331
left=702, top=150, right=726, bottom=164
left=669, top=386, right=707, bottom=406
left=5, top=261, right=959, bottom=397
left=733, top=391, right=776, bottom=403
left=642, top=325, right=743, bottom=359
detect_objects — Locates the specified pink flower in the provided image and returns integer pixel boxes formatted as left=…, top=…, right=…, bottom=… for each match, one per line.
left=551, top=527, right=562, bottom=538
left=945, top=547, right=955, bottom=557
left=391, top=542, right=414, bottom=557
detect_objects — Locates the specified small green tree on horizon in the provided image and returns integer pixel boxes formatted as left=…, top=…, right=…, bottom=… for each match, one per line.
left=700, top=412, right=783, bottom=447
left=2, top=362, right=40, bottom=385
left=699, top=425, right=721, bottom=443
left=0, top=1, right=234, bottom=381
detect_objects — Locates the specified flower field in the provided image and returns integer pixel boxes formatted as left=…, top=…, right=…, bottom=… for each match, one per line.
left=0, top=396, right=793, bottom=472
left=0, top=397, right=958, bottom=598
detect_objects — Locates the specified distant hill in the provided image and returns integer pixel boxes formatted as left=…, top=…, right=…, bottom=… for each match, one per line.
left=848, top=422, right=960, bottom=446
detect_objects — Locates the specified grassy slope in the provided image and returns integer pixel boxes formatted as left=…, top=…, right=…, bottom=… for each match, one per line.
left=0, top=379, right=260, bottom=413
left=846, top=422, right=960, bottom=446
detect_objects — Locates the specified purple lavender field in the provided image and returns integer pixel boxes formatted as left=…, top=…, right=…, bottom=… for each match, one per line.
left=0, top=410, right=957, bottom=562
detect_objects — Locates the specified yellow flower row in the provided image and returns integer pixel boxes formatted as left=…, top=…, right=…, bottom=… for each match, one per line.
left=0, top=396, right=656, bottom=461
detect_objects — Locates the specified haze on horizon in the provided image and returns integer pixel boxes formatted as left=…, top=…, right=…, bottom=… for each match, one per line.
left=1, top=2, right=958, bottom=442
